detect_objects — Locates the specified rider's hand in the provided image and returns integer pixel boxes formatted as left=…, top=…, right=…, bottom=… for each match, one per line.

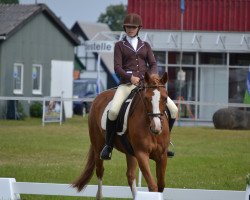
left=131, top=75, right=140, bottom=85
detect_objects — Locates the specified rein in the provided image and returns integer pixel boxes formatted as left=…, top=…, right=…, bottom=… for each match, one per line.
left=143, top=85, right=166, bottom=89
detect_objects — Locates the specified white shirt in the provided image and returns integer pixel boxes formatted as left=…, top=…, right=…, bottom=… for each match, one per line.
left=126, top=36, right=138, bottom=51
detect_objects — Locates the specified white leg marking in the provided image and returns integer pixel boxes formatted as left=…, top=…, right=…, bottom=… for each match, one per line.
left=96, top=178, right=103, bottom=200
left=131, top=179, right=137, bottom=199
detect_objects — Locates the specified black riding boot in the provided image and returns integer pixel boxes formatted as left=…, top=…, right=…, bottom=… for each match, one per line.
left=100, top=118, right=117, bottom=160
left=169, top=118, right=175, bottom=132
left=167, top=118, right=176, bottom=158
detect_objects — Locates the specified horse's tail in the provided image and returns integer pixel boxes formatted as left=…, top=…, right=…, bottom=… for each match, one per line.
left=72, top=144, right=95, bottom=192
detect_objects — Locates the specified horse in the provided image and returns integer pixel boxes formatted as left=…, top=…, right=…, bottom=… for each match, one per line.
left=72, top=72, right=170, bottom=199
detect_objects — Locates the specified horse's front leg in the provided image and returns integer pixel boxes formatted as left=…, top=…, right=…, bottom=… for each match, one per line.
left=156, top=154, right=167, bottom=192
left=135, top=152, right=158, bottom=192
left=126, top=155, right=138, bottom=198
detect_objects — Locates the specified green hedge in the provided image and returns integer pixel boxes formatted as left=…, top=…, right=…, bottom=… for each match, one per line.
left=30, top=101, right=43, bottom=118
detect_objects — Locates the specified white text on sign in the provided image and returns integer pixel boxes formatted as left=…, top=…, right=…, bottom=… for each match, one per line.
left=85, top=41, right=114, bottom=52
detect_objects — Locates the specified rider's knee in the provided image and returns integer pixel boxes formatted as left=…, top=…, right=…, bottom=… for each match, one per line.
left=108, top=109, right=118, bottom=121
left=167, top=103, right=178, bottom=119
left=171, top=105, right=178, bottom=118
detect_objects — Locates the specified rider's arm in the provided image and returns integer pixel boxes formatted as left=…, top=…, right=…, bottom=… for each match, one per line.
left=130, top=75, right=140, bottom=85
left=114, top=42, right=132, bottom=83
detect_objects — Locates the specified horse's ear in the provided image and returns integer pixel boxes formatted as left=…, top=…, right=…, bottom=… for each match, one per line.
left=160, top=72, right=168, bottom=84
left=144, top=72, right=150, bottom=83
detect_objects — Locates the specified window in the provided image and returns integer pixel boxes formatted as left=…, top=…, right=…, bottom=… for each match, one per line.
left=199, top=53, right=226, bottom=65
left=168, top=52, right=196, bottom=65
left=13, top=63, right=24, bottom=94
left=229, top=53, right=250, bottom=103
left=154, top=51, right=166, bottom=76
left=228, top=68, right=249, bottom=103
left=229, top=53, right=250, bottom=66
left=32, top=64, right=42, bottom=95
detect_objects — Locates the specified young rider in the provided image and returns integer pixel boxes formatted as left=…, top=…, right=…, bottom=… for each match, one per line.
left=100, top=13, right=178, bottom=160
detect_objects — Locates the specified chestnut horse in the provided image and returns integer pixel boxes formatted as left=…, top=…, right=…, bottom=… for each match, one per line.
left=73, top=72, right=170, bottom=199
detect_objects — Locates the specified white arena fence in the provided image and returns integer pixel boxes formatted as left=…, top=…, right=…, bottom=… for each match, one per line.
left=0, top=178, right=248, bottom=200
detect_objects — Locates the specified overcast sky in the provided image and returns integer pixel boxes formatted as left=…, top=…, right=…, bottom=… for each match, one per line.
left=20, top=0, right=128, bottom=28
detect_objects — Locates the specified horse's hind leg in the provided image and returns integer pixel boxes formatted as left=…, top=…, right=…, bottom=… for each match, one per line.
left=90, top=129, right=105, bottom=199
left=95, top=154, right=104, bottom=200
left=126, top=155, right=138, bottom=198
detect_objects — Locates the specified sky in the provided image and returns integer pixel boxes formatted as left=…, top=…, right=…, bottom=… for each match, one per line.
left=20, top=0, right=127, bottom=28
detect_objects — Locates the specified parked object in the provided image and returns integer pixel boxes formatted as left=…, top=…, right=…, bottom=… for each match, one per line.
left=213, top=108, right=250, bottom=130
left=73, top=79, right=104, bottom=115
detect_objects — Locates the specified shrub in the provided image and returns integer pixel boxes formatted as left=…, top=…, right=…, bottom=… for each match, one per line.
left=17, top=101, right=27, bottom=120
left=30, top=101, right=43, bottom=118
left=247, top=173, right=250, bottom=185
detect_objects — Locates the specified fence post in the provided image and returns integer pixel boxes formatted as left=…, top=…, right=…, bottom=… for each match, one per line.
left=0, top=178, right=20, bottom=200
left=246, top=184, right=250, bottom=200
left=246, top=174, right=250, bottom=200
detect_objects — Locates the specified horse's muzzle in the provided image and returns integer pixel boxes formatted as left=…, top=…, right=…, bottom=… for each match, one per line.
left=150, top=117, right=162, bottom=135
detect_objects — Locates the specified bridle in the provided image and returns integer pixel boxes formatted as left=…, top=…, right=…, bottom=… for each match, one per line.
left=136, top=82, right=167, bottom=119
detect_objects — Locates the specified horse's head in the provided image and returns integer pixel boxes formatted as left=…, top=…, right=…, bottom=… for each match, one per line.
left=143, top=72, right=168, bottom=135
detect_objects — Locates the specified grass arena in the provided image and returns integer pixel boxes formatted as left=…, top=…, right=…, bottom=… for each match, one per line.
left=0, top=116, right=249, bottom=199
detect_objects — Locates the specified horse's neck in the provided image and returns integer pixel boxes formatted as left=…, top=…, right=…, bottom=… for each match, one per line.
left=130, top=90, right=146, bottom=115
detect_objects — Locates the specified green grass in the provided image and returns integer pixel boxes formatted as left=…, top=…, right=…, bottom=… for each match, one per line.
left=0, top=116, right=249, bottom=199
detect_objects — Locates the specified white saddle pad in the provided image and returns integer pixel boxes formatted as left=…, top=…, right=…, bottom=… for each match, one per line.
left=101, top=99, right=133, bottom=135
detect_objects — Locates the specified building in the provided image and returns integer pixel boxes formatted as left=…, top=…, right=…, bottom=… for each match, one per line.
left=70, top=0, right=250, bottom=121
left=71, top=21, right=119, bottom=89
left=0, top=4, right=79, bottom=118
left=128, top=0, right=250, bottom=31
left=125, top=0, right=250, bottom=121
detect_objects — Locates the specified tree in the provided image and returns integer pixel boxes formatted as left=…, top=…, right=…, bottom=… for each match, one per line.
left=0, top=0, right=19, bottom=3
left=97, top=4, right=127, bottom=31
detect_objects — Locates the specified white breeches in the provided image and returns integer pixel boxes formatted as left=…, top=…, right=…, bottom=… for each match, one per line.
left=166, top=97, right=178, bottom=119
left=108, top=84, right=137, bottom=121
left=108, top=84, right=178, bottom=121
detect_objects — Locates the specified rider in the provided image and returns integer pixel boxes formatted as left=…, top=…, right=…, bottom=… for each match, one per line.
left=100, top=13, right=178, bottom=160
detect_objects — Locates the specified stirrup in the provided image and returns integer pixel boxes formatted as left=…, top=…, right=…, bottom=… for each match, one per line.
left=167, top=141, right=175, bottom=158
left=100, top=145, right=113, bottom=160
left=167, top=151, right=175, bottom=158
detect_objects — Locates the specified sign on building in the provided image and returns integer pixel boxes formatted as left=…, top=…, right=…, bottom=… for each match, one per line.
left=84, top=41, right=114, bottom=53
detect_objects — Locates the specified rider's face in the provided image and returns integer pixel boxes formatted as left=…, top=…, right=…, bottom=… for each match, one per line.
left=125, top=26, right=139, bottom=37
